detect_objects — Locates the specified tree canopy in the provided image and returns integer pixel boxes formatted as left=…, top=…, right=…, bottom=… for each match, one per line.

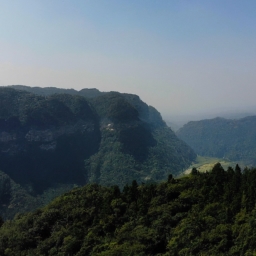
left=1, top=164, right=256, bottom=255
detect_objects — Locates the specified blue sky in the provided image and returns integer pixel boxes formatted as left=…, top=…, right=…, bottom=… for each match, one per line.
left=1, top=1, right=256, bottom=120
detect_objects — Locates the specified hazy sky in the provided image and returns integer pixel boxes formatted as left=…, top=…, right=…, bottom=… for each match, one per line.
left=1, top=1, right=256, bottom=119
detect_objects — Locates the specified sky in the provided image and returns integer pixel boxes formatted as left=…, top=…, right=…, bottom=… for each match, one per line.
left=1, top=0, right=256, bottom=121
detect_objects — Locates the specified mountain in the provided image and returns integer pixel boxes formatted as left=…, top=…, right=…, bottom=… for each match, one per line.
left=162, top=106, right=256, bottom=130
left=0, top=86, right=195, bottom=218
left=0, top=88, right=100, bottom=191
left=176, top=116, right=256, bottom=165
left=10, top=84, right=104, bottom=98
left=1, top=164, right=256, bottom=255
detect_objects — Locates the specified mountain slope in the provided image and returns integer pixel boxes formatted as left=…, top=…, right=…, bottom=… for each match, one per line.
left=5, top=86, right=196, bottom=183
left=176, top=116, right=256, bottom=165
left=0, top=86, right=196, bottom=217
left=0, top=88, right=100, bottom=191
left=71, top=90, right=196, bottom=186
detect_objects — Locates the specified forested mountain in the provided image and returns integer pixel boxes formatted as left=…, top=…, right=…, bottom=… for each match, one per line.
left=0, top=86, right=195, bottom=218
left=1, top=164, right=256, bottom=255
left=10, top=85, right=104, bottom=98
left=176, top=116, right=256, bottom=166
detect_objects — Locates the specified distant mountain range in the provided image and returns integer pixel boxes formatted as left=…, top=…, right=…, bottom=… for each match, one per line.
left=176, top=116, right=256, bottom=166
left=164, top=107, right=256, bottom=131
left=0, top=85, right=196, bottom=218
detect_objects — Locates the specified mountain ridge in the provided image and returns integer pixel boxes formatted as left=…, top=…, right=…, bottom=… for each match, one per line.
left=0, top=86, right=196, bottom=218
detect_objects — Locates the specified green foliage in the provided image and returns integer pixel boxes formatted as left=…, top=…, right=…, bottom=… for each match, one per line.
left=0, top=88, right=96, bottom=127
left=10, top=85, right=103, bottom=98
left=1, top=164, right=256, bottom=255
left=0, top=89, right=100, bottom=192
left=85, top=125, right=196, bottom=188
left=0, top=170, right=42, bottom=220
left=0, top=86, right=196, bottom=219
left=83, top=88, right=196, bottom=187
left=177, top=116, right=256, bottom=166
left=89, top=92, right=139, bottom=121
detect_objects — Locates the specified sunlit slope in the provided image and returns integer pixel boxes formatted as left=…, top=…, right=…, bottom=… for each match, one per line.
left=183, top=155, right=243, bottom=175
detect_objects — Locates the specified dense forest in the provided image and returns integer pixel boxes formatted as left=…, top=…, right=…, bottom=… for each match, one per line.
left=0, top=86, right=195, bottom=218
left=0, top=164, right=256, bottom=255
left=177, top=116, right=256, bottom=166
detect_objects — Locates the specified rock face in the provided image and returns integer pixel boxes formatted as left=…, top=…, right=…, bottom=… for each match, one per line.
left=0, top=86, right=196, bottom=218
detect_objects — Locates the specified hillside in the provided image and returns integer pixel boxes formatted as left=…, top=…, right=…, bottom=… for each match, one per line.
left=0, top=86, right=195, bottom=218
left=176, top=116, right=256, bottom=166
left=1, top=164, right=256, bottom=255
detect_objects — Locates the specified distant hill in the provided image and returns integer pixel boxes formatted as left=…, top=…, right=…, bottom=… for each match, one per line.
left=176, top=116, right=256, bottom=165
left=163, top=107, right=256, bottom=129
left=0, top=86, right=196, bottom=218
